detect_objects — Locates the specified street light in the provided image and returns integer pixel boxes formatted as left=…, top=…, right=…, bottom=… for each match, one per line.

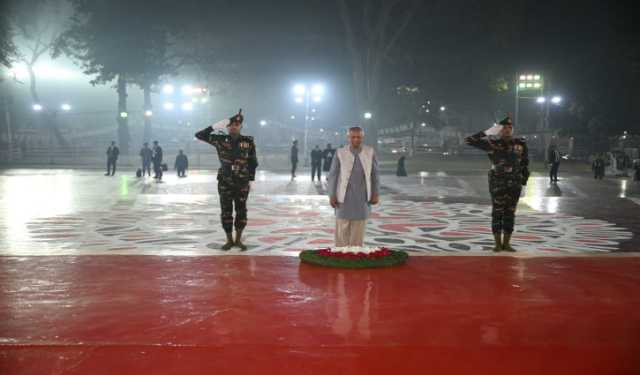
left=181, top=85, right=193, bottom=95
left=120, top=111, right=128, bottom=118
left=144, top=110, right=153, bottom=117
left=551, top=96, right=562, bottom=104
left=260, top=120, right=267, bottom=126
left=293, top=84, right=306, bottom=95
left=162, top=84, right=174, bottom=94
left=516, top=72, right=545, bottom=129
left=364, top=112, right=372, bottom=119
left=440, top=106, right=446, bottom=112
left=32, top=104, right=43, bottom=111
left=312, top=84, right=325, bottom=96
left=61, top=103, right=71, bottom=111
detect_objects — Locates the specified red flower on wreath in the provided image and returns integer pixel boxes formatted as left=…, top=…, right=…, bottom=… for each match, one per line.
left=316, top=247, right=392, bottom=259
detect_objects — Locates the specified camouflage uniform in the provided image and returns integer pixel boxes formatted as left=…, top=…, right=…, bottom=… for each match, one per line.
left=195, top=126, right=258, bottom=234
left=465, top=132, right=529, bottom=234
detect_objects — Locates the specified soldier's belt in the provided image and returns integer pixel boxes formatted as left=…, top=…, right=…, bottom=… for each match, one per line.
left=491, top=165, right=513, bottom=173
left=220, top=165, right=244, bottom=176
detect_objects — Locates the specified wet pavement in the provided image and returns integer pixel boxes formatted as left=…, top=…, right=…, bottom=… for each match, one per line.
left=0, top=168, right=637, bottom=255
left=1, top=168, right=639, bottom=374
left=2, top=255, right=640, bottom=375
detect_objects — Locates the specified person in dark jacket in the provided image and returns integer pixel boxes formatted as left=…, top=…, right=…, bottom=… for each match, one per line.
left=139, top=142, right=153, bottom=177
left=175, top=150, right=189, bottom=177
left=547, top=145, right=561, bottom=183
left=322, top=144, right=335, bottom=171
left=290, top=140, right=299, bottom=179
left=311, top=145, right=323, bottom=182
left=105, top=141, right=119, bottom=176
left=396, top=156, right=408, bottom=176
left=592, top=154, right=605, bottom=180
left=152, top=140, right=163, bottom=181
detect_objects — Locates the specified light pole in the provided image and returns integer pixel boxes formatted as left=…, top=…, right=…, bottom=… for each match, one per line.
left=515, top=73, right=543, bottom=129
left=3, top=93, right=13, bottom=162
left=293, top=83, right=325, bottom=166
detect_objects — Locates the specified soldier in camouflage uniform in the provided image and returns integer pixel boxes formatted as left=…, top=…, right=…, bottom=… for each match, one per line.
left=465, top=116, right=529, bottom=252
left=195, top=110, right=258, bottom=250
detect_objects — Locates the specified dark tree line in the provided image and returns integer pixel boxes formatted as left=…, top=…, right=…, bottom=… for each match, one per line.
left=3, top=0, right=638, bottom=154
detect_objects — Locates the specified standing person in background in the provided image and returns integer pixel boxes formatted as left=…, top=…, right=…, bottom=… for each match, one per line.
left=290, top=140, right=299, bottom=179
left=175, top=150, right=189, bottom=178
left=311, top=145, right=323, bottom=182
left=322, top=143, right=335, bottom=181
left=105, top=141, right=119, bottom=176
left=548, top=145, right=561, bottom=183
left=396, top=155, right=408, bottom=176
left=152, top=140, right=163, bottom=181
left=592, top=154, right=605, bottom=180
left=139, top=142, right=153, bottom=177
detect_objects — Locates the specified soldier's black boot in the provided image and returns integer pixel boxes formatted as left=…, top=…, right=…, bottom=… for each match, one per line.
left=503, top=233, right=516, bottom=252
left=492, top=232, right=502, bottom=252
left=221, top=232, right=234, bottom=250
left=234, top=230, right=247, bottom=251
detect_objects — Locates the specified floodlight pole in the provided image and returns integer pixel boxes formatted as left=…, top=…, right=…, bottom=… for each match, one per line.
left=515, top=74, right=520, bottom=128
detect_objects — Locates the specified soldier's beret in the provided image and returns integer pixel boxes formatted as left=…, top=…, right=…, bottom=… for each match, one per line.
left=229, top=109, right=244, bottom=124
left=499, top=116, right=513, bottom=126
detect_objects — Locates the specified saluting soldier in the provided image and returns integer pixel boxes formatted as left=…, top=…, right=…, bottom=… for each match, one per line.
left=465, top=116, right=529, bottom=252
left=195, top=109, right=258, bottom=250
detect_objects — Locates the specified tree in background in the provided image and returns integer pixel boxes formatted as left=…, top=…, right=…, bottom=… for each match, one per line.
left=10, top=0, right=71, bottom=104
left=337, top=0, right=421, bottom=147
left=55, top=0, right=189, bottom=154
left=0, top=13, right=17, bottom=69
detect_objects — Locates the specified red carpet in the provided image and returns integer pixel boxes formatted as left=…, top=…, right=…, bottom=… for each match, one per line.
left=1, top=255, right=639, bottom=374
